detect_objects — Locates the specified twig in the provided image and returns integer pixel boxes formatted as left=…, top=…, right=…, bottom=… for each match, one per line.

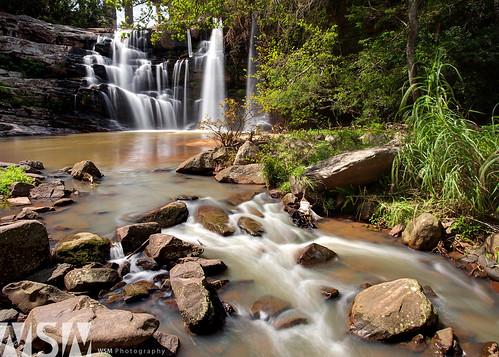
left=125, top=237, right=151, bottom=260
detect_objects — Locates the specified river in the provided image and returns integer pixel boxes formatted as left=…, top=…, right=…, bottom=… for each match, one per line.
left=1, top=131, right=498, bottom=356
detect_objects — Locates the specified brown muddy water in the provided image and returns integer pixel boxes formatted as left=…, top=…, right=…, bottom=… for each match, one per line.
left=1, top=131, right=498, bottom=357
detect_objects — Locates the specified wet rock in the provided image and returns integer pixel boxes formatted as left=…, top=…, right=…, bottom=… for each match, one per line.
left=55, top=232, right=111, bottom=265
left=250, top=295, right=291, bottom=320
left=0, top=220, right=50, bottom=285
left=0, top=308, right=18, bottom=322
left=115, top=222, right=161, bottom=253
left=222, top=301, right=236, bottom=315
left=270, top=309, right=308, bottom=330
left=195, top=205, right=234, bottom=236
left=27, top=205, right=55, bottom=213
left=485, top=233, right=499, bottom=261
left=19, top=160, right=44, bottom=170
left=64, top=268, right=119, bottom=293
left=398, top=334, right=428, bottom=353
left=123, top=280, right=159, bottom=303
left=29, top=179, right=68, bottom=199
left=389, top=223, right=405, bottom=238
left=214, top=164, right=266, bottom=184
left=53, top=198, right=74, bottom=207
left=226, top=191, right=255, bottom=205
left=233, top=141, right=260, bottom=165
left=176, top=195, right=199, bottom=201
left=14, top=207, right=42, bottom=221
left=209, top=279, right=230, bottom=290
left=305, top=146, right=398, bottom=190
left=144, top=234, right=204, bottom=264
left=136, top=256, right=159, bottom=271
left=71, top=160, right=103, bottom=182
left=136, top=201, right=189, bottom=229
left=170, top=262, right=226, bottom=334
left=401, top=213, right=443, bottom=251
left=348, top=278, right=438, bottom=341
left=9, top=181, right=35, bottom=197
left=176, top=150, right=215, bottom=175
left=150, top=331, right=180, bottom=356
left=296, top=243, right=337, bottom=266
left=117, top=262, right=130, bottom=278
left=320, top=286, right=340, bottom=300
left=2, top=281, right=73, bottom=313
left=177, top=257, right=227, bottom=276
left=22, top=295, right=159, bottom=351
left=427, top=327, right=462, bottom=356
left=238, top=216, right=265, bottom=236
left=6, top=197, right=31, bottom=205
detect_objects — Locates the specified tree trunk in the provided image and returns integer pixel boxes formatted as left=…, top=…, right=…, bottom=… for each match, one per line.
left=407, top=0, right=420, bottom=101
left=125, top=1, right=134, bottom=27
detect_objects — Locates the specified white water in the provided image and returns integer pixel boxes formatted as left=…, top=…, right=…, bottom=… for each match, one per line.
left=199, top=22, right=226, bottom=123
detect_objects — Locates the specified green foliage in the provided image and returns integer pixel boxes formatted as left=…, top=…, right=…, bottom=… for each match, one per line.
left=393, top=51, right=499, bottom=218
left=0, top=56, right=48, bottom=79
left=450, top=216, right=482, bottom=243
left=0, top=165, right=35, bottom=198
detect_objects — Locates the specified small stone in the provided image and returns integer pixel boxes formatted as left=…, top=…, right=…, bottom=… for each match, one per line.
left=320, top=286, right=340, bottom=300
left=222, top=301, right=236, bottom=315
left=296, top=243, right=337, bottom=266
left=136, top=256, right=159, bottom=271
left=7, top=197, right=31, bottom=206
left=389, top=223, right=405, bottom=238
left=123, top=280, right=159, bottom=303
left=53, top=198, right=74, bottom=207
left=250, top=295, right=291, bottom=320
left=0, top=308, right=19, bottom=322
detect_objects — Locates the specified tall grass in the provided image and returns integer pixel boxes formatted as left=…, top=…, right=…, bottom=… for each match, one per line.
left=393, top=51, right=499, bottom=219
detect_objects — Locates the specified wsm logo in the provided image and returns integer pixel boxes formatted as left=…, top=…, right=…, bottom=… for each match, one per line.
left=0, top=322, right=92, bottom=356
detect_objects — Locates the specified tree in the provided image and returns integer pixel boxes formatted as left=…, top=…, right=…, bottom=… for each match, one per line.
left=406, top=0, right=421, bottom=101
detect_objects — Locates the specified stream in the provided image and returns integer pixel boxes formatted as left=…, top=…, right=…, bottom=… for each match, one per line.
left=1, top=131, right=498, bottom=356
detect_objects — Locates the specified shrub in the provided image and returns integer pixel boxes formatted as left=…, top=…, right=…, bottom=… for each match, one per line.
left=0, top=165, right=35, bottom=198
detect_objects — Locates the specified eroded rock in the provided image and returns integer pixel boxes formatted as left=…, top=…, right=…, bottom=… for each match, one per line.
left=176, top=150, right=215, bottom=175
left=29, top=179, right=67, bottom=199
left=64, top=268, right=119, bottom=293
left=71, top=160, right=103, bottom=182
left=214, top=164, right=266, bottom=184
left=2, top=281, right=73, bottom=313
left=401, top=213, right=442, bottom=251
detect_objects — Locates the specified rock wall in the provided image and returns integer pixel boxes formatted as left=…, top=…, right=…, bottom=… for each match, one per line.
left=0, top=12, right=119, bottom=136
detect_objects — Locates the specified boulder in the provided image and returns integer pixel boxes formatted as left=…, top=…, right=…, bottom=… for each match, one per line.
left=485, top=233, right=499, bottom=260
left=177, top=257, right=227, bottom=276
left=233, top=141, right=260, bottom=165
left=29, top=179, right=68, bottom=200
left=9, top=182, right=35, bottom=197
left=296, top=243, right=337, bottom=266
left=2, top=281, right=73, bottom=313
left=123, top=280, right=159, bottom=303
left=214, top=164, right=266, bottom=184
left=238, top=216, right=265, bottom=236
left=136, top=201, right=189, bottom=228
left=71, top=160, right=103, bottom=183
left=348, top=278, right=438, bottom=341
left=304, top=146, right=398, bottom=189
left=0, top=220, right=50, bottom=285
left=22, top=296, right=159, bottom=352
left=401, top=213, right=442, bottom=251
left=250, top=295, right=291, bottom=320
left=170, top=262, right=226, bottom=334
left=14, top=207, right=42, bottom=221
left=55, top=232, right=111, bottom=265
left=19, top=160, right=44, bottom=170
left=176, top=150, right=215, bottom=175
left=53, top=198, right=74, bottom=207
left=427, top=327, right=461, bottom=356
left=195, top=205, right=234, bottom=236
left=144, top=234, right=204, bottom=264
left=115, top=222, right=161, bottom=253
left=64, top=268, right=119, bottom=292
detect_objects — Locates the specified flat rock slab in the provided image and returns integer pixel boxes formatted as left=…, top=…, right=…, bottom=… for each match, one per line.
left=29, top=179, right=67, bottom=199
left=7, top=196, right=31, bottom=205
left=195, top=205, right=234, bottom=236
left=22, top=295, right=159, bottom=351
left=348, top=278, right=438, bottom=341
left=215, top=164, right=266, bottom=185
left=250, top=295, right=291, bottom=320
left=305, top=146, right=398, bottom=189
left=144, top=234, right=204, bottom=264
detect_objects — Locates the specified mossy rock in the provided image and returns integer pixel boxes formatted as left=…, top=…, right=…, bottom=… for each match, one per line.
left=55, top=232, right=111, bottom=265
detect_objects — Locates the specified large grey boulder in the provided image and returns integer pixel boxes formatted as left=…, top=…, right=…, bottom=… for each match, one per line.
left=70, top=160, right=103, bottom=182
left=29, top=179, right=68, bottom=199
left=176, top=150, right=215, bottom=175
left=22, top=296, right=159, bottom=352
left=170, top=262, right=225, bottom=334
left=136, top=201, right=189, bottom=228
left=2, top=281, right=73, bottom=313
left=115, top=222, right=161, bottom=253
left=233, top=141, right=260, bottom=165
left=304, top=146, right=398, bottom=189
left=348, top=278, right=438, bottom=341
left=401, top=213, right=442, bottom=251
left=0, top=220, right=50, bottom=285
left=214, top=164, right=266, bottom=184
left=144, top=234, right=203, bottom=264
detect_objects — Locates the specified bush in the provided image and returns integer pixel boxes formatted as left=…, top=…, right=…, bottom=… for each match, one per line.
left=0, top=165, right=35, bottom=198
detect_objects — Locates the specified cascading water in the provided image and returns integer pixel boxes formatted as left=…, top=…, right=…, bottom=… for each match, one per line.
left=199, top=21, right=226, bottom=123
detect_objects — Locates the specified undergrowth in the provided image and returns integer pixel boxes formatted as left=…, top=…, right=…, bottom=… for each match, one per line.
left=0, top=165, right=35, bottom=199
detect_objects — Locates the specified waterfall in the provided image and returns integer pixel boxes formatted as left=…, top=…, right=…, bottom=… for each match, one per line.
left=82, top=30, right=186, bottom=129
left=199, top=22, right=226, bottom=123
left=187, top=29, right=193, bottom=58
left=110, top=241, right=125, bottom=260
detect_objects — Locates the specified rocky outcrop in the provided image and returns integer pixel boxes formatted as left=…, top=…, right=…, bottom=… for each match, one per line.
left=195, top=205, right=234, bottom=236
left=170, top=261, right=226, bottom=334
left=348, top=278, right=438, bottom=341
left=29, top=179, right=68, bottom=199
left=64, top=268, right=119, bottom=292
left=176, top=150, right=215, bottom=175
left=22, top=295, right=159, bottom=352
left=70, top=160, right=103, bottom=182
left=214, top=164, right=266, bottom=184
left=55, top=232, right=111, bottom=265
left=233, top=141, right=260, bottom=165
left=2, top=281, right=73, bottom=313
left=0, top=220, right=50, bottom=285
left=115, top=222, right=161, bottom=253
left=401, top=213, right=442, bottom=251
left=304, top=146, right=398, bottom=189
left=136, top=201, right=189, bottom=228
left=296, top=243, right=337, bottom=266
left=144, top=234, right=203, bottom=264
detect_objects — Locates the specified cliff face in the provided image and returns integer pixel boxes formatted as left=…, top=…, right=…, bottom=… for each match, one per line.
left=0, top=12, right=119, bottom=136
